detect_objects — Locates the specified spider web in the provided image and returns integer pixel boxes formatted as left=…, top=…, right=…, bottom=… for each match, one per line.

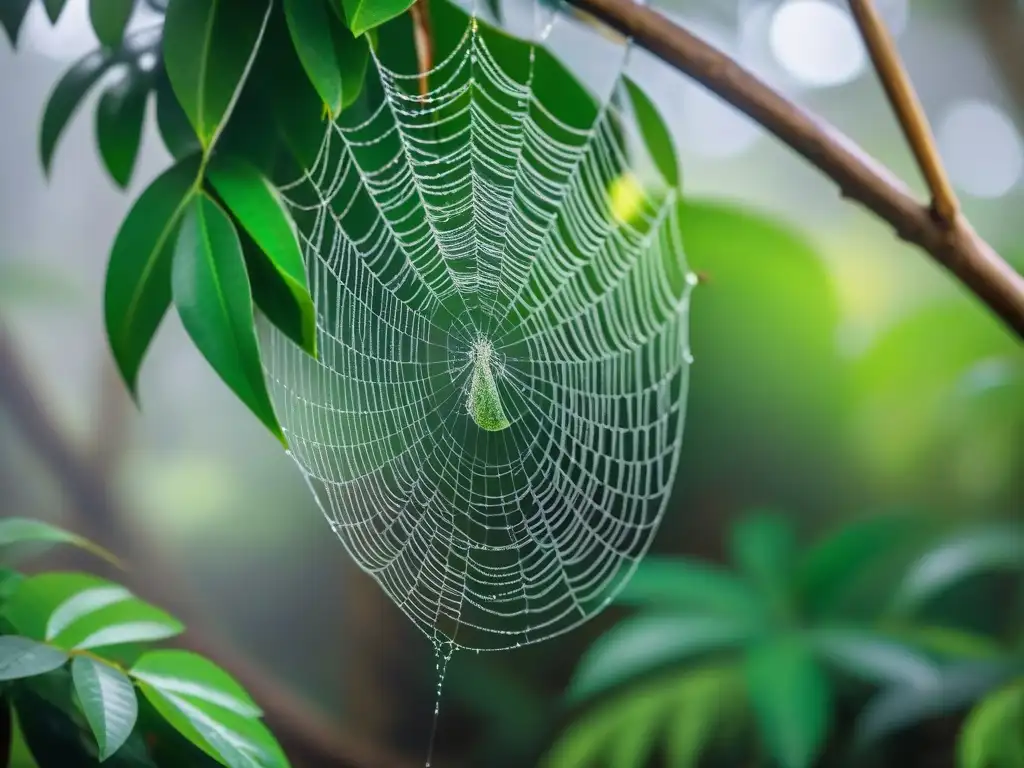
left=266, top=0, right=696, bottom=651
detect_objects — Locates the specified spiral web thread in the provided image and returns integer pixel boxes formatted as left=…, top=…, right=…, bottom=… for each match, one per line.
left=266, top=4, right=697, bottom=652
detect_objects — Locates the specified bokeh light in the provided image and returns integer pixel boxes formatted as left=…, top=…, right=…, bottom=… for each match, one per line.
left=769, top=0, right=866, bottom=88
left=937, top=100, right=1024, bottom=199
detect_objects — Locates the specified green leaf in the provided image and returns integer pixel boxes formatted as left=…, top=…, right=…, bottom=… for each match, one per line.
left=730, top=512, right=798, bottom=619
left=879, top=624, right=1005, bottom=661
left=46, top=584, right=133, bottom=640
left=284, top=0, right=342, bottom=116
left=0, top=570, right=23, bottom=603
left=162, top=0, right=273, bottom=149
left=569, top=614, right=757, bottom=702
left=332, top=15, right=369, bottom=110
left=798, top=513, right=922, bottom=618
left=0, top=517, right=121, bottom=567
left=96, top=67, right=149, bottom=189
left=206, top=155, right=315, bottom=357
left=892, top=524, right=1024, bottom=616
left=138, top=683, right=287, bottom=768
left=615, top=557, right=763, bottom=617
left=745, top=637, right=831, bottom=768
left=341, top=0, right=415, bottom=37
left=155, top=71, right=201, bottom=160
left=0, top=637, right=68, bottom=681
left=240, top=233, right=313, bottom=358
left=0, top=0, right=31, bottom=47
left=71, top=656, right=138, bottom=760
left=40, top=49, right=116, bottom=174
left=663, top=665, right=746, bottom=768
left=60, top=600, right=184, bottom=651
left=171, top=193, right=286, bottom=445
left=130, top=650, right=261, bottom=717
left=104, top=155, right=200, bottom=395
left=622, top=77, right=678, bottom=187
left=42, top=0, right=68, bottom=24
left=959, top=679, right=1024, bottom=768
left=809, top=626, right=940, bottom=688
left=854, top=661, right=1019, bottom=750
left=89, top=0, right=134, bottom=49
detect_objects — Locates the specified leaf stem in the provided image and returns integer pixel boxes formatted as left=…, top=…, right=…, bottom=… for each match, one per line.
left=409, top=0, right=434, bottom=99
left=848, top=0, right=959, bottom=227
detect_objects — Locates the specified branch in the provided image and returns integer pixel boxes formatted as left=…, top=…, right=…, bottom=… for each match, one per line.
left=409, top=0, right=433, bottom=99
left=848, top=0, right=958, bottom=226
left=0, top=320, right=418, bottom=768
left=564, top=0, right=1024, bottom=340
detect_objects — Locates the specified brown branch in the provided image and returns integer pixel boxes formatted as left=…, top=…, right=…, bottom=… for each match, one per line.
left=0, top=320, right=418, bottom=768
left=409, top=0, right=433, bottom=99
left=848, top=0, right=959, bottom=226
left=565, top=0, right=1024, bottom=340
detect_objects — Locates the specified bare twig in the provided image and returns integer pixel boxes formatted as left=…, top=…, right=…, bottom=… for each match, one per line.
left=565, top=0, right=1024, bottom=339
left=848, top=0, right=959, bottom=226
left=0, top=320, right=418, bottom=768
left=409, top=0, right=433, bottom=99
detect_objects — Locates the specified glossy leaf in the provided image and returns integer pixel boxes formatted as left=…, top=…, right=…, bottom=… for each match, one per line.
left=163, top=0, right=272, bottom=148
left=172, top=193, right=286, bottom=444
left=0, top=517, right=120, bottom=567
left=810, top=626, right=940, bottom=688
left=284, top=0, right=342, bottom=116
left=131, top=650, right=261, bottom=717
left=0, top=569, right=23, bottom=603
left=959, top=679, right=1024, bottom=768
left=0, top=0, right=30, bottom=47
left=89, top=0, right=134, bottom=49
left=854, top=660, right=1019, bottom=750
left=96, top=67, right=149, bottom=188
left=614, top=556, right=762, bottom=617
left=46, top=585, right=132, bottom=640
left=41, top=49, right=116, bottom=174
left=892, top=523, right=1024, bottom=615
left=241, top=233, right=314, bottom=358
left=341, top=0, right=415, bottom=37
left=333, top=14, right=370, bottom=110
left=2, top=573, right=110, bottom=641
left=72, top=656, right=138, bottom=760
left=155, top=71, right=201, bottom=159
left=104, top=155, right=200, bottom=395
left=138, top=683, right=287, bottom=768
left=62, top=601, right=184, bottom=651
left=569, top=613, right=756, bottom=702
left=730, top=512, right=797, bottom=618
left=0, top=637, right=67, bottom=681
left=622, top=77, right=678, bottom=187
left=42, top=0, right=68, bottom=23
left=745, top=637, right=831, bottom=768
left=206, top=155, right=316, bottom=357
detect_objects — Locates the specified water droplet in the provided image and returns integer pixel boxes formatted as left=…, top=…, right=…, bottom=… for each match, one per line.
left=684, top=349, right=695, bottom=364
left=685, top=272, right=699, bottom=287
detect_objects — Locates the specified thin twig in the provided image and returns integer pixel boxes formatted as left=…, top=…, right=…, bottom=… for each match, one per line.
left=564, top=0, right=1024, bottom=339
left=848, top=0, right=959, bottom=226
left=409, top=0, right=434, bottom=99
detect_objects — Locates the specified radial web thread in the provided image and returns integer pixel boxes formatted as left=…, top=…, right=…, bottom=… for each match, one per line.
left=267, top=8, right=697, bottom=651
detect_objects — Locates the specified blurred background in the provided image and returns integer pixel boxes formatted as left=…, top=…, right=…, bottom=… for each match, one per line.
left=1, top=0, right=1022, bottom=766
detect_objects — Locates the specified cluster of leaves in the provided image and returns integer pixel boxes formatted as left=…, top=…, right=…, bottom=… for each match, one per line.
left=546, top=512, right=1024, bottom=768
left=0, top=0, right=422, bottom=445
left=0, top=517, right=287, bottom=767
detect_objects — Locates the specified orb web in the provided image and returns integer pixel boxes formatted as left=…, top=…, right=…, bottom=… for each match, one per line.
left=265, top=1, right=696, bottom=651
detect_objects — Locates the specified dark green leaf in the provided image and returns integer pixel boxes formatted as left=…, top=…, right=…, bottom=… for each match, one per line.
left=284, top=0, right=342, bottom=116
left=172, top=193, right=286, bottom=445
left=3, top=573, right=116, bottom=641
left=104, top=155, right=200, bottom=394
left=0, top=518, right=121, bottom=567
left=130, top=650, right=261, bottom=717
left=810, top=626, right=940, bottom=687
left=241, top=233, right=312, bottom=357
left=569, top=613, right=757, bottom=702
left=89, top=0, right=134, bottom=49
left=96, top=67, right=149, bottom=188
left=959, top=678, right=1024, bottom=768
left=341, top=0, right=415, bottom=37
left=162, top=0, right=272, bottom=148
left=622, top=77, right=678, bottom=187
left=332, top=15, right=369, bottom=110
left=206, top=155, right=315, bottom=357
left=138, top=683, right=287, bottom=768
left=0, top=638, right=67, bottom=681
left=798, top=513, right=922, bottom=618
left=745, top=637, right=831, bottom=768
left=0, top=696, right=10, bottom=768
left=155, top=71, right=201, bottom=160
left=43, top=0, right=68, bottom=24
left=0, top=0, right=30, bottom=47
left=730, top=512, right=798, bottom=619
left=0, top=570, right=23, bottom=603
left=72, top=656, right=138, bottom=760
left=41, top=49, right=116, bottom=174
left=892, top=523, right=1024, bottom=616
left=614, top=557, right=763, bottom=617
left=854, top=660, right=1019, bottom=750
